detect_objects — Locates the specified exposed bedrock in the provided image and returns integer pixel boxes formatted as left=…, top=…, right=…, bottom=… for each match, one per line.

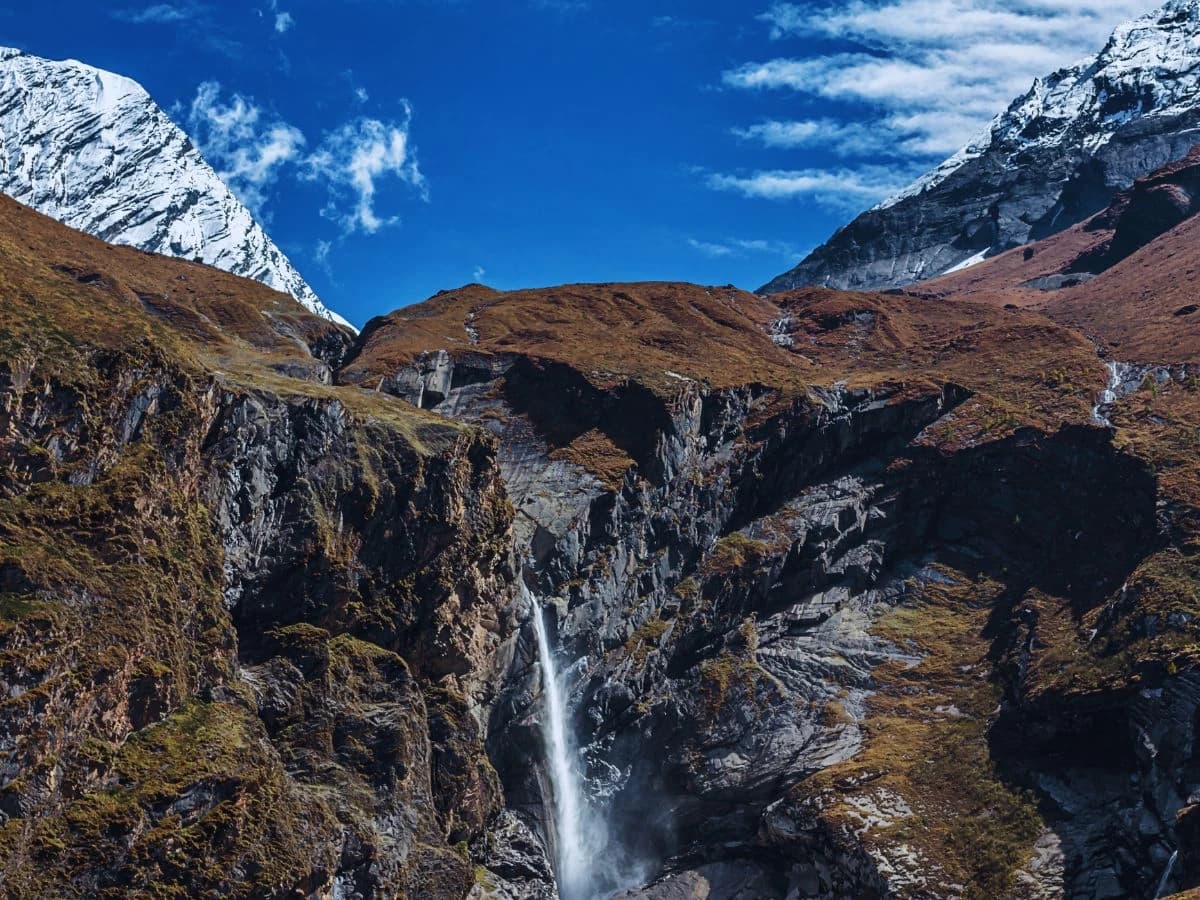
left=0, top=349, right=519, bottom=897
left=368, top=340, right=1185, bottom=899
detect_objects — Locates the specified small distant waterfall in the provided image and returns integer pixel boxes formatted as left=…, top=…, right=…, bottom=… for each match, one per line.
left=529, top=590, right=593, bottom=900
left=1092, top=361, right=1124, bottom=427
left=1154, top=849, right=1179, bottom=899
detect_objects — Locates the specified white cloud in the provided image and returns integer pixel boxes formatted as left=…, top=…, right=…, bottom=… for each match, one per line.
left=263, top=0, right=293, bottom=34
left=757, top=3, right=806, bottom=39
left=114, top=2, right=206, bottom=24
left=716, top=1, right=1160, bottom=208
left=688, top=239, right=735, bottom=258
left=306, top=110, right=426, bottom=234
left=473, top=265, right=487, bottom=282
left=314, top=239, right=334, bottom=276
left=733, top=118, right=903, bottom=156
left=707, top=166, right=918, bottom=210
left=186, top=81, right=305, bottom=215
left=731, top=2, right=1160, bottom=153
left=184, top=84, right=425, bottom=236
left=688, top=237, right=801, bottom=258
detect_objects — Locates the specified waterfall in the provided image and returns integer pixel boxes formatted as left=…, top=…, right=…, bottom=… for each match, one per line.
left=529, top=590, right=593, bottom=900
left=1092, top=361, right=1123, bottom=427
left=1155, top=849, right=1179, bottom=899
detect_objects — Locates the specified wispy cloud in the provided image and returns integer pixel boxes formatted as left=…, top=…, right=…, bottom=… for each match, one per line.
left=707, top=166, right=919, bottom=211
left=732, top=118, right=902, bottom=156
left=186, top=82, right=305, bottom=216
left=113, top=2, right=206, bottom=24
left=688, top=237, right=801, bottom=259
left=473, top=265, right=487, bottom=282
left=314, top=239, right=334, bottom=277
left=117, top=0, right=291, bottom=54
left=716, top=0, right=1159, bottom=208
left=183, top=83, right=425, bottom=235
left=306, top=111, right=426, bottom=234
left=651, top=14, right=714, bottom=31
left=529, top=0, right=590, bottom=12
left=265, top=0, right=293, bottom=34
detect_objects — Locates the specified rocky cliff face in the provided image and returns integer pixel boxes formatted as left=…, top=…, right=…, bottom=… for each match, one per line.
left=762, top=0, right=1200, bottom=294
left=0, top=196, right=512, bottom=897
left=0, top=47, right=348, bottom=328
left=345, top=280, right=1200, bottom=899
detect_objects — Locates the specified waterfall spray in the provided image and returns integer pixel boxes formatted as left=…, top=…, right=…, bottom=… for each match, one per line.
left=529, top=589, right=593, bottom=900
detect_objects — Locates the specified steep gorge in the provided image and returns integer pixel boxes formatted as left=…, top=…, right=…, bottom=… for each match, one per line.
left=346, top=282, right=1200, bottom=899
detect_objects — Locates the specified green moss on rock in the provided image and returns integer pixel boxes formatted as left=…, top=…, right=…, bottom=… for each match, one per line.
left=704, top=533, right=770, bottom=574
left=1, top=702, right=340, bottom=898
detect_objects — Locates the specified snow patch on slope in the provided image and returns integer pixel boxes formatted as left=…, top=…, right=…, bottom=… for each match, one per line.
left=941, top=249, right=990, bottom=276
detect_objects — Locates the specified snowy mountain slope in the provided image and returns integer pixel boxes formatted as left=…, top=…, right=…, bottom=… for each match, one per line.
left=0, top=46, right=351, bottom=329
left=763, top=0, right=1200, bottom=294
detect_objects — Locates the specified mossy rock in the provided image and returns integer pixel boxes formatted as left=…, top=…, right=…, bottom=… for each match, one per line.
left=0, top=702, right=341, bottom=898
left=704, top=533, right=770, bottom=574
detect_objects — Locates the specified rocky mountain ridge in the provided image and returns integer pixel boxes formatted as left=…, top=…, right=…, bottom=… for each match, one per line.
left=0, top=46, right=349, bottom=329
left=762, top=0, right=1200, bottom=294
left=919, top=142, right=1200, bottom=364
left=349, top=275, right=1197, bottom=900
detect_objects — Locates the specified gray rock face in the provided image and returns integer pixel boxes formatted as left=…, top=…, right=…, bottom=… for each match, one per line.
left=470, top=810, right=559, bottom=900
left=370, top=334, right=1200, bottom=899
left=0, top=340, right=517, bottom=897
left=763, top=0, right=1200, bottom=293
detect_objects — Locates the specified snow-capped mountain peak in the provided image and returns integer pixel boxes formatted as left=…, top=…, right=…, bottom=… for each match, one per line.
left=0, top=47, right=352, bottom=329
left=765, top=0, right=1200, bottom=294
left=881, top=1, right=1200, bottom=211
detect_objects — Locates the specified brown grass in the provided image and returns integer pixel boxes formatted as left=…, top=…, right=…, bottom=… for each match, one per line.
left=0, top=194, right=454, bottom=454
left=342, top=281, right=812, bottom=396
left=549, top=429, right=635, bottom=489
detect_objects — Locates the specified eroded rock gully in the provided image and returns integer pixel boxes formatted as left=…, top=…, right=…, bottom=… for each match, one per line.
left=367, top=338, right=1191, bottom=899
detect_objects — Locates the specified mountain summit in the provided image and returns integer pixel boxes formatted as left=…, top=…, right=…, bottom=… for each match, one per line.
left=0, top=46, right=351, bottom=329
left=762, top=0, right=1200, bottom=294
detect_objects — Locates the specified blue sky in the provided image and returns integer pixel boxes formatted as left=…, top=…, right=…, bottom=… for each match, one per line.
left=1, top=0, right=1160, bottom=326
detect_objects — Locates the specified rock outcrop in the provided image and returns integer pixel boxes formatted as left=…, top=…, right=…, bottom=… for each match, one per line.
left=344, top=280, right=1200, bottom=899
left=0, top=195, right=512, bottom=896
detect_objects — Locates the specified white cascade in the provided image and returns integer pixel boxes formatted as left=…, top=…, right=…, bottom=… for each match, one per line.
left=528, top=589, right=593, bottom=900
left=1092, top=361, right=1125, bottom=427
left=1155, top=849, right=1179, bottom=899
